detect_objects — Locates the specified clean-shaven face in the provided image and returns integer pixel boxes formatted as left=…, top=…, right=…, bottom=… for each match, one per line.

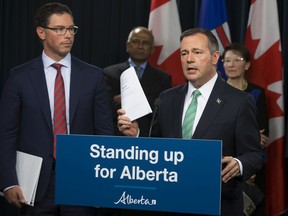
left=180, top=33, right=219, bottom=88
left=223, top=50, right=250, bottom=79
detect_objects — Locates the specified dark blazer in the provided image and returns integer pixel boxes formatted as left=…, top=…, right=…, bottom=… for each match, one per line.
left=103, top=61, right=172, bottom=136
left=245, top=82, right=269, bottom=136
left=0, top=56, right=114, bottom=202
left=151, top=76, right=264, bottom=216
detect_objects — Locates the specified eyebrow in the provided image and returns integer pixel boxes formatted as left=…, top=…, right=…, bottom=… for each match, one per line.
left=181, top=48, right=203, bottom=52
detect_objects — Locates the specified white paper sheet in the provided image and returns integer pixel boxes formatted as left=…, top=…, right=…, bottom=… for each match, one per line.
left=120, top=67, right=152, bottom=121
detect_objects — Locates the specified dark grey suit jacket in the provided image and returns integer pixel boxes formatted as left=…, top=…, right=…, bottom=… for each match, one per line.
left=151, top=76, right=263, bottom=216
left=0, top=55, right=114, bottom=201
left=103, top=61, right=172, bottom=136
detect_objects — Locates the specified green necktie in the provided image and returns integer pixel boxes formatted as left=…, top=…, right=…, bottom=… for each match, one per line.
left=182, top=89, right=201, bottom=139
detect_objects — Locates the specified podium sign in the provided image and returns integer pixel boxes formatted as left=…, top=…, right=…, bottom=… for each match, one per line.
left=55, top=135, right=222, bottom=215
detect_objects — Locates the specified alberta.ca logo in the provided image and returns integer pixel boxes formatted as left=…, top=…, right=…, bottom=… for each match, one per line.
left=114, top=191, right=156, bottom=206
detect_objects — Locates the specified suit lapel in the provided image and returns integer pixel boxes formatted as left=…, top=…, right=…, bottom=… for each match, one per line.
left=173, top=84, right=187, bottom=138
left=28, top=57, right=53, bottom=132
left=140, top=64, right=153, bottom=86
left=193, top=77, right=226, bottom=138
left=119, top=62, right=130, bottom=73
left=69, top=57, right=83, bottom=124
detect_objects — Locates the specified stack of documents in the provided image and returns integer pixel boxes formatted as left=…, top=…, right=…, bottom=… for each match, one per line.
left=0, top=151, right=42, bottom=206
left=16, top=151, right=42, bottom=206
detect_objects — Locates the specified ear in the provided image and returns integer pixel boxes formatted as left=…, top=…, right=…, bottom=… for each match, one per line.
left=150, top=45, right=155, bottom=55
left=126, top=41, right=130, bottom=52
left=212, top=51, right=220, bottom=66
left=36, top=27, right=46, bottom=40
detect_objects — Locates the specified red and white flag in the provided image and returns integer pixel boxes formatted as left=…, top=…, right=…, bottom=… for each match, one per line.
left=245, top=0, right=287, bottom=215
left=148, top=0, right=186, bottom=86
left=198, top=0, right=231, bottom=79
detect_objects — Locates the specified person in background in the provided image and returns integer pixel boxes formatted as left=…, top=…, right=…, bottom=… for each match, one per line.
left=117, top=28, right=264, bottom=216
left=103, top=26, right=172, bottom=137
left=0, top=3, right=113, bottom=216
left=223, top=43, right=269, bottom=216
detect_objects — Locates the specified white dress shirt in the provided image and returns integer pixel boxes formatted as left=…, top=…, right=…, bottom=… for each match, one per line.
left=42, top=51, right=71, bottom=133
left=182, top=73, right=217, bottom=135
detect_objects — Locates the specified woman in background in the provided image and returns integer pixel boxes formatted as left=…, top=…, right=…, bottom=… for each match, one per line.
left=223, top=43, right=269, bottom=216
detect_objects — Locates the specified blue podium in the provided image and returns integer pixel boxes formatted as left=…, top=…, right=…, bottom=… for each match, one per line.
left=55, top=135, right=222, bottom=215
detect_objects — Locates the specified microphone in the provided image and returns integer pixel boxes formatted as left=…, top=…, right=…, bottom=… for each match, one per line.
left=148, top=98, right=161, bottom=137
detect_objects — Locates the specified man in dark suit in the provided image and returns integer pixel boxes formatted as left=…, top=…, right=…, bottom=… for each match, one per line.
left=103, top=26, right=172, bottom=137
left=117, top=28, right=264, bottom=216
left=0, top=3, right=113, bottom=216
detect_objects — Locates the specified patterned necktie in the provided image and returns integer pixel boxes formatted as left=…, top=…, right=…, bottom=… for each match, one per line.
left=52, top=63, right=67, bottom=158
left=182, top=89, right=201, bottom=139
left=134, top=66, right=142, bottom=79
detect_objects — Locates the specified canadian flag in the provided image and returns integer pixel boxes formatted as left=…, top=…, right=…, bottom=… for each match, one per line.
left=245, top=0, right=288, bottom=215
left=148, top=0, right=186, bottom=86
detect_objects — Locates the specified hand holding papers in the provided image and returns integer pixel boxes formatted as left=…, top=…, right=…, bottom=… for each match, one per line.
left=15, top=151, right=43, bottom=206
left=120, top=67, right=152, bottom=121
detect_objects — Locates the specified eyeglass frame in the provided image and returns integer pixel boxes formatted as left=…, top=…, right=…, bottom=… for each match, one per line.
left=128, top=39, right=152, bottom=47
left=42, top=26, right=78, bottom=36
left=222, top=57, right=245, bottom=64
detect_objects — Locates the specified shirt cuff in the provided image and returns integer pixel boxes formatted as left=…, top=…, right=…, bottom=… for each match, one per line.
left=3, top=185, right=18, bottom=192
left=234, top=158, right=243, bottom=175
left=136, top=128, right=140, bottom=137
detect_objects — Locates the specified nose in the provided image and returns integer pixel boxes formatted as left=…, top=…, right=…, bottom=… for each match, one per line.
left=187, top=52, right=195, bottom=63
left=64, top=33, right=72, bottom=39
left=137, top=41, right=146, bottom=49
left=227, top=60, right=235, bottom=66
left=64, top=29, right=73, bottom=37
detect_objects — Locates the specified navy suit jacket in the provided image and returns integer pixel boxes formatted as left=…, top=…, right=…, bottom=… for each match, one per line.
left=0, top=55, right=114, bottom=201
left=103, top=61, right=171, bottom=136
left=151, top=76, right=264, bottom=216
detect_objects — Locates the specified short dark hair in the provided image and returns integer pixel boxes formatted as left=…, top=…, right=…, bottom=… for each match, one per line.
left=180, top=28, right=219, bottom=54
left=222, top=43, right=251, bottom=62
left=34, top=2, right=73, bottom=28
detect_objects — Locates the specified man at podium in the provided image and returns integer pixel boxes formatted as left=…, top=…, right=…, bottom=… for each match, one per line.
left=117, top=28, right=263, bottom=216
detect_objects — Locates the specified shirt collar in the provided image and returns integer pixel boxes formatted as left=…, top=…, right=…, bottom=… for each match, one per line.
left=128, top=58, right=147, bottom=70
left=187, top=73, right=218, bottom=100
left=42, top=51, right=71, bottom=69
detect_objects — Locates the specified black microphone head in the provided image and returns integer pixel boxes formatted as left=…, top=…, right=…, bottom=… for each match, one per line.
left=149, top=98, right=161, bottom=137
left=154, top=98, right=161, bottom=108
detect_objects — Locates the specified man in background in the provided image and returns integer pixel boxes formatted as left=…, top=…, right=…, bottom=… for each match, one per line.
left=103, top=26, right=172, bottom=137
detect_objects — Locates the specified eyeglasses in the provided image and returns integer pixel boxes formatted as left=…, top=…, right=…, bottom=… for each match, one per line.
left=43, top=26, right=78, bottom=36
left=222, top=57, right=245, bottom=64
left=129, top=39, right=152, bottom=47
